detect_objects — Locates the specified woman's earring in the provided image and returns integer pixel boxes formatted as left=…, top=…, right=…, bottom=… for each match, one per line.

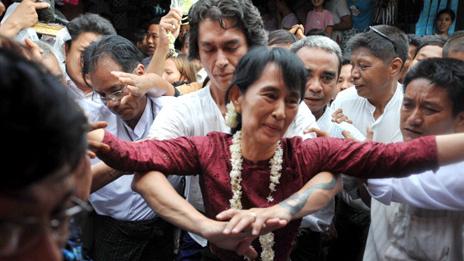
left=225, top=102, right=238, bottom=128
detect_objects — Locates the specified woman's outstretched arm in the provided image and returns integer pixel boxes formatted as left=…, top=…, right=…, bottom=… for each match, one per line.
left=217, top=172, right=342, bottom=236
left=132, top=170, right=285, bottom=259
left=87, top=128, right=203, bottom=175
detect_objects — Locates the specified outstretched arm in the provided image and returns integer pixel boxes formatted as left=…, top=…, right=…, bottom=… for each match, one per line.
left=132, top=171, right=271, bottom=259
left=306, top=133, right=464, bottom=180
left=87, top=128, right=203, bottom=174
left=217, top=172, right=342, bottom=235
left=368, top=161, right=464, bottom=210
left=436, top=133, right=464, bottom=165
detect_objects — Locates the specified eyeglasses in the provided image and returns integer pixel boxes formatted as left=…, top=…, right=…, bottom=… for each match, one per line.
left=93, top=86, right=128, bottom=104
left=0, top=196, right=92, bottom=256
left=369, top=26, right=398, bottom=54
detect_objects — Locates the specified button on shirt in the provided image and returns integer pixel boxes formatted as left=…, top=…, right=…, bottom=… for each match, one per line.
left=149, top=85, right=319, bottom=246
left=80, top=96, right=181, bottom=221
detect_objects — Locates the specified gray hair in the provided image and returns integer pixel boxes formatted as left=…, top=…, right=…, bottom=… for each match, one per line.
left=290, top=35, right=342, bottom=72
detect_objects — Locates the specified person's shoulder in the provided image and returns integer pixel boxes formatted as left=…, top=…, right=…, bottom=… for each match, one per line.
left=78, top=98, right=112, bottom=120
left=332, top=86, right=362, bottom=105
left=150, top=95, right=177, bottom=105
left=156, top=88, right=207, bottom=115
left=203, top=131, right=232, bottom=147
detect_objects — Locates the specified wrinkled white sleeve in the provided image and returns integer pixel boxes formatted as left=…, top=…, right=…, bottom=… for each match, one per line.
left=285, top=102, right=319, bottom=139
left=148, top=100, right=192, bottom=140
left=368, top=162, right=464, bottom=210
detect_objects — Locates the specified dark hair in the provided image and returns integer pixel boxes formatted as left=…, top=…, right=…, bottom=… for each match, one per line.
left=226, top=47, right=307, bottom=133
left=403, top=58, right=464, bottom=115
left=413, top=35, right=446, bottom=58
left=346, top=25, right=408, bottom=64
left=145, top=16, right=162, bottom=28
left=443, top=31, right=464, bottom=57
left=188, top=0, right=267, bottom=60
left=341, top=56, right=351, bottom=66
left=435, top=8, right=456, bottom=24
left=66, top=13, right=117, bottom=47
left=0, top=49, right=88, bottom=190
left=83, top=35, right=144, bottom=75
left=268, top=29, right=297, bottom=46
left=407, top=34, right=422, bottom=48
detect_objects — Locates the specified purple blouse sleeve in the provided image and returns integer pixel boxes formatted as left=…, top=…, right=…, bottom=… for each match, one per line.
left=97, top=130, right=204, bottom=175
left=300, top=136, right=438, bottom=179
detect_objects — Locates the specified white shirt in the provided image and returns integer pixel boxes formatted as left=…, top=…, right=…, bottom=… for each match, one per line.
left=66, top=74, right=93, bottom=101
left=319, top=105, right=369, bottom=209
left=330, top=84, right=405, bottom=261
left=326, top=0, right=351, bottom=24
left=330, top=84, right=403, bottom=143
left=301, top=106, right=367, bottom=230
left=81, top=96, right=181, bottom=221
left=367, top=163, right=464, bottom=261
left=317, top=105, right=365, bottom=140
left=368, top=161, right=464, bottom=211
left=149, top=85, right=318, bottom=246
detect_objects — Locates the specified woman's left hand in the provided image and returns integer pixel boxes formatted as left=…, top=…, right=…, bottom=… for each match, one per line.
left=216, top=206, right=290, bottom=236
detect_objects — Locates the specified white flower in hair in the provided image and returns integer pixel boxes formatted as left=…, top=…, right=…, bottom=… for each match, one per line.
left=225, top=102, right=238, bottom=128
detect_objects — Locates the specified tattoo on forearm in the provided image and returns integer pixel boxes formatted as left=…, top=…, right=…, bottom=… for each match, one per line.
left=279, top=177, right=337, bottom=216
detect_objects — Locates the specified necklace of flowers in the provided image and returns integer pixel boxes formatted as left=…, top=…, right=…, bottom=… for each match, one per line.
left=229, top=130, right=283, bottom=261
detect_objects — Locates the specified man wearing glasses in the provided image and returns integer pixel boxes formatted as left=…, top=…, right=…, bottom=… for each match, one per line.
left=80, top=35, right=180, bottom=261
left=329, top=25, right=409, bottom=260
left=0, top=49, right=90, bottom=261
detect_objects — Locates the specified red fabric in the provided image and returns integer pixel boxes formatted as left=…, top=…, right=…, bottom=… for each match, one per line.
left=99, top=131, right=438, bottom=261
left=63, top=0, right=79, bottom=5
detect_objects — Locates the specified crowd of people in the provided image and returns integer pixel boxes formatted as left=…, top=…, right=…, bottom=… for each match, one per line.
left=1, top=0, right=464, bottom=261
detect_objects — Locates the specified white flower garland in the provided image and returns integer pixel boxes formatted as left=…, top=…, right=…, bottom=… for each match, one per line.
left=229, top=130, right=283, bottom=261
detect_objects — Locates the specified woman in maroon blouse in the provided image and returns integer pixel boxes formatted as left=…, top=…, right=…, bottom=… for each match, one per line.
left=88, top=47, right=464, bottom=261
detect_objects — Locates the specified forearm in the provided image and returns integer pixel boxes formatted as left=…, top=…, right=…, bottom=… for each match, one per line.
left=278, top=172, right=341, bottom=220
left=145, top=73, right=175, bottom=97
left=95, top=130, right=198, bottom=174
left=436, top=133, right=464, bottom=165
left=91, top=162, right=124, bottom=192
left=146, top=44, right=169, bottom=76
left=368, top=161, right=464, bottom=210
left=134, top=171, right=211, bottom=236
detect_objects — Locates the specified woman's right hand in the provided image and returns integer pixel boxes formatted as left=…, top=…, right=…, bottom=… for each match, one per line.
left=216, top=207, right=289, bottom=236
